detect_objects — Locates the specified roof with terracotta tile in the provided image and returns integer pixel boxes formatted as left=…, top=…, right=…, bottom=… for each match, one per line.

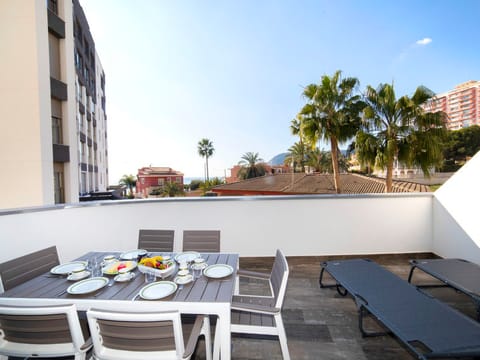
left=212, top=173, right=430, bottom=195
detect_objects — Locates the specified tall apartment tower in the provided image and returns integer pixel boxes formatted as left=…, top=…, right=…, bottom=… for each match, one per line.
left=0, top=0, right=108, bottom=209
left=425, top=81, right=480, bottom=130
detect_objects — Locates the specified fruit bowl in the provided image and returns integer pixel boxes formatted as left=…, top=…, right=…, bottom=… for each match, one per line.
left=138, top=257, right=176, bottom=279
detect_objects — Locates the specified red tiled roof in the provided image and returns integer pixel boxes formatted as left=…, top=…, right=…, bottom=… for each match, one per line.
left=212, top=173, right=430, bottom=195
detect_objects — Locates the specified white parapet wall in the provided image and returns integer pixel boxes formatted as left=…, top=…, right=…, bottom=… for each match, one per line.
left=434, top=151, right=480, bottom=264
left=0, top=194, right=433, bottom=263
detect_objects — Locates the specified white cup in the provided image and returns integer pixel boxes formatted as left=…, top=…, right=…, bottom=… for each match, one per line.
left=103, top=255, right=116, bottom=264
left=117, top=268, right=132, bottom=281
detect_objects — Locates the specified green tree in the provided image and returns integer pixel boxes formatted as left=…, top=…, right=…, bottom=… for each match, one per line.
left=285, top=142, right=308, bottom=172
left=356, top=83, right=448, bottom=192
left=119, top=174, right=136, bottom=198
left=238, top=152, right=266, bottom=180
left=199, top=177, right=225, bottom=195
left=197, top=138, right=215, bottom=182
left=443, top=125, right=480, bottom=166
left=299, top=70, right=363, bottom=193
left=161, top=182, right=184, bottom=197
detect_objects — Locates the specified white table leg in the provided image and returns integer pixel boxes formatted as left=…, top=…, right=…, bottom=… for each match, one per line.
left=214, top=306, right=231, bottom=359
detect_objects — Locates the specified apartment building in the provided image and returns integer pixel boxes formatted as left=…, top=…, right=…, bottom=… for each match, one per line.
left=136, top=167, right=184, bottom=198
left=0, top=0, right=108, bottom=209
left=426, top=80, right=480, bottom=130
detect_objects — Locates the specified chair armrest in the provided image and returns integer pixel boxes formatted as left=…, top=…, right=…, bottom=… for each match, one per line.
left=184, top=315, right=204, bottom=359
left=80, top=337, right=92, bottom=352
left=231, top=301, right=280, bottom=314
left=237, top=269, right=270, bottom=280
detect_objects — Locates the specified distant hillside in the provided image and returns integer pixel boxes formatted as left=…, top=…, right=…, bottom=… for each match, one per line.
left=268, top=153, right=288, bottom=166
left=269, top=149, right=350, bottom=166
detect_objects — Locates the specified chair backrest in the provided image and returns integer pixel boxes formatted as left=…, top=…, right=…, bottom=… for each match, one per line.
left=270, top=249, right=289, bottom=309
left=87, top=309, right=184, bottom=359
left=138, top=229, right=174, bottom=252
left=182, top=230, right=220, bottom=253
left=0, top=246, right=59, bottom=291
left=0, top=304, right=88, bottom=358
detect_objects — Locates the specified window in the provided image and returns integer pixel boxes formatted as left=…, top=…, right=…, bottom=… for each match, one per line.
left=47, top=0, right=58, bottom=14
left=51, top=116, right=62, bottom=144
left=158, top=178, right=165, bottom=186
left=54, top=163, right=65, bottom=203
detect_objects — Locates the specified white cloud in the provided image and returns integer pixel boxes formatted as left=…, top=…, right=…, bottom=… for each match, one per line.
left=416, top=37, right=432, bottom=46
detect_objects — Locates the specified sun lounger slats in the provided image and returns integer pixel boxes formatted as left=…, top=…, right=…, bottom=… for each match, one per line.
left=320, top=259, right=480, bottom=359
left=409, top=258, right=480, bottom=319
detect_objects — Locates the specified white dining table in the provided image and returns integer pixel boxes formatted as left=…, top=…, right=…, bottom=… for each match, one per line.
left=0, top=251, right=239, bottom=359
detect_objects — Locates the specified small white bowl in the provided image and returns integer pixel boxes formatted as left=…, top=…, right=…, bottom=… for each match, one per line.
left=177, top=269, right=189, bottom=277
left=103, top=255, right=116, bottom=263
left=194, top=258, right=205, bottom=264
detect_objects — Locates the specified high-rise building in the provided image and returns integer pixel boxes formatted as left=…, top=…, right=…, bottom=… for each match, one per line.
left=425, top=80, right=480, bottom=130
left=0, top=0, right=108, bottom=209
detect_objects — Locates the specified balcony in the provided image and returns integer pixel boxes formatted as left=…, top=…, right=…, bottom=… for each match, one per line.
left=0, top=153, right=479, bottom=359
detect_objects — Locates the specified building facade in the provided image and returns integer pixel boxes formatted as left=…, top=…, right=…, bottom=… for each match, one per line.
left=426, top=80, right=480, bottom=130
left=0, top=0, right=107, bottom=209
left=136, top=167, right=184, bottom=198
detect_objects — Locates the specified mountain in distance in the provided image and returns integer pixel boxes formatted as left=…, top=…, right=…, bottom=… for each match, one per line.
left=268, top=149, right=349, bottom=167
left=268, top=153, right=288, bottom=166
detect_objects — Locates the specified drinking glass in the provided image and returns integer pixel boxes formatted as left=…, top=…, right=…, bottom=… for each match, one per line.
left=145, top=271, right=156, bottom=283
left=192, top=266, right=202, bottom=279
left=89, top=257, right=101, bottom=277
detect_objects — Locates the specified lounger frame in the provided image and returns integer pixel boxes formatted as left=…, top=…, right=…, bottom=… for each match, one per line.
left=320, top=258, right=480, bottom=360
left=408, top=258, right=480, bottom=320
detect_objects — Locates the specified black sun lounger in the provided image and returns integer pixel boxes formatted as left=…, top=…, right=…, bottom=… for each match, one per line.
left=319, top=259, right=480, bottom=359
left=408, top=258, right=480, bottom=320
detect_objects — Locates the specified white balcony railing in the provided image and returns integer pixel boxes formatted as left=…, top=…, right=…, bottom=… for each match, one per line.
left=0, top=152, right=479, bottom=265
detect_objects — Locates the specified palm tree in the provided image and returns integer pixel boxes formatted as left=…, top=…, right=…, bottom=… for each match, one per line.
left=356, top=83, right=448, bottom=192
left=197, top=138, right=215, bottom=182
left=119, top=174, right=136, bottom=198
left=161, top=182, right=184, bottom=197
left=285, top=142, right=308, bottom=172
left=299, top=70, right=364, bottom=193
left=238, top=152, right=266, bottom=180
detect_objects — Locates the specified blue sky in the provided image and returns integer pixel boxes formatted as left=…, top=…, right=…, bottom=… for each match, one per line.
left=80, top=0, right=480, bottom=183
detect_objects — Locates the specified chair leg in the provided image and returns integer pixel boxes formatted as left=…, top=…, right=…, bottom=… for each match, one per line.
left=275, top=313, right=290, bottom=360
left=202, top=316, right=212, bottom=360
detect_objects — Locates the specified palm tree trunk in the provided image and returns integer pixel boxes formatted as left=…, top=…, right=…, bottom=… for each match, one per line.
left=385, top=160, right=394, bottom=193
left=330, top=137, right=341, bottom=194
left=206, top=156, right=210, bottom=182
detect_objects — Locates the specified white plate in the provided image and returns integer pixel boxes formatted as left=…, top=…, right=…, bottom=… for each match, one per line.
left=174, top=252, right=200, bottom=263
left=139, top=281, right=178, bottom=300
left=120, top=249, right=147, bottom=260
left=102, top=261, right=137, bottom=275
left=67, top=271, right=91, bottom=281
left=51, top=261, right=87, bottom=275
left=174, top=274, right=193, bottom=285
left=67, top=277, right=109, bottom=295
left=203, top=264, right=234, bottom=279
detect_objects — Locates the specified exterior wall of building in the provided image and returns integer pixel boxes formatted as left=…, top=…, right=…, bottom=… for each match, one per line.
left=136, top=167, right=184, bottom=197
left=0, top=0, right=107, bottom=210
left=73, top=0, right=107, bottom=195
left=0, top=1, right=54, bottom=208
left=427, top=80, right=480, bottom=130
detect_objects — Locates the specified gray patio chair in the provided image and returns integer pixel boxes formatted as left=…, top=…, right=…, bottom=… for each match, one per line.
left=137, top=229, right=174, bottom=252
left=229, top=249, right=290, bottom=359
left=86, top=309, right=211, bottom=360
left=182, top=230, right=220, bottom=253
left=0, top=246, right=59, bottom=292
left=0, top=304, right=92, bottom=359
